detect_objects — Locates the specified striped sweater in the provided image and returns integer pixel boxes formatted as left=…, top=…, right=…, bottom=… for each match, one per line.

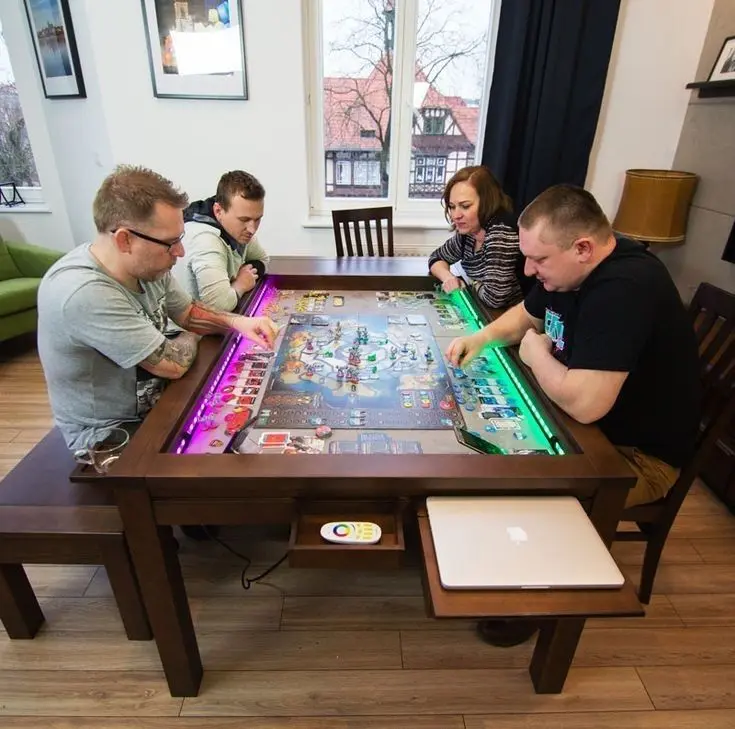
left=428, top=211, right=523, bottom=308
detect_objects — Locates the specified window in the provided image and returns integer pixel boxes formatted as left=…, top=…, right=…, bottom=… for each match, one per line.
left=422, top=108, right=446, bottom=135
left=306, top=0, right=499, bottom=221
left=0, top=18, right=41, bottom=203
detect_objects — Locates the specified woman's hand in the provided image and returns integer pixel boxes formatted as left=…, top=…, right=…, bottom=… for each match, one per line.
left=442, top=276, right=464, bottom=293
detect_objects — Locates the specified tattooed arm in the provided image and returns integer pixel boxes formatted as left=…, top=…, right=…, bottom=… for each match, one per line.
left=138, top=331, right=202, bottom=380
left=174, top=300, right=238, bottom=335
left=173, top=300, right=278, bottom=349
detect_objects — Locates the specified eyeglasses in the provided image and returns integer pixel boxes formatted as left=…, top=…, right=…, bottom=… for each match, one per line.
left=112, top=228, right=185, bottom=249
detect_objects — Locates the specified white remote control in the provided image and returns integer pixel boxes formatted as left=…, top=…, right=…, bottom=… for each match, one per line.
left=320, top=521, right=382, bottom=545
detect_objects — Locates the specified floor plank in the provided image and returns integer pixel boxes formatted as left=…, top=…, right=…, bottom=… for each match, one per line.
left=401, top=626, right=735, bottom=669
left=180, top=668, right=652, bottom=716
left=668, top=594, right=735, bottom=626
left=1, top=718, right=467, bottom=729
left=282, top=595, right=472, bottom=631
left=0, top=671, right=182, bottom=716
left=638, top=665, right=735, bottom=710
left=610, top=539, right=703, bottom=566
left=691, top=537, right=735, bottom=563
left=465, top=708, right=735, bottom=728
left=624, top=563, right=735, bottom=594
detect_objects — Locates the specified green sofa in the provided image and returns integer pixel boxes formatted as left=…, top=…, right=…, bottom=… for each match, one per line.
left=0, top=234, right=63, bottom=343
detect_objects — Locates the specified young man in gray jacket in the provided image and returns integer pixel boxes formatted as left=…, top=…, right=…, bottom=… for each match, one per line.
left=175, top=170, right=269, bottom=311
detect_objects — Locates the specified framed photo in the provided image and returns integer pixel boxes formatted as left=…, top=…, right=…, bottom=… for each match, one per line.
left=708, top=35, right=735, bottom=82
left=23, top=0, right=86, bottom=99
left=141, top=0, right=248, bottom=100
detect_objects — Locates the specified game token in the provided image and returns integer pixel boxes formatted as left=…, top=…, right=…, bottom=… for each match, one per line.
left=315, top=425, right=332, bottom=439
left=209, top=439, right=224, bottom=448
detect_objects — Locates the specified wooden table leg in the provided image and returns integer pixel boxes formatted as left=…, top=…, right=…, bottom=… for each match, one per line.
left=99, top=536, right=153, bottom=641
left=0, top=563, right=45, bottom=638
left=528, top=617, right=586, bottom=694
left=114, top=486, right=202, bottom=697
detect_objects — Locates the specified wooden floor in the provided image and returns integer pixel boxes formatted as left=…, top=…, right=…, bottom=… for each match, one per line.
left=2, top=338, right=735, bottom=728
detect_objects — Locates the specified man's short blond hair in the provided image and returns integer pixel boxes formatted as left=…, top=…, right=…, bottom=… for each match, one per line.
left=93, top=165, right=189, bottom=233
left=518, top=184, right=612, bottom=248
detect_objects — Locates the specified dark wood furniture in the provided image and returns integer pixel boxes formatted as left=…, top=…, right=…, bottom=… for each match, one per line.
left=102, top=257, right=637, bottom=697
left=616, top=282, right=735, bottom=602
left=692, top=283, right=735, bottom=513
left=0, top=428, right=151, bottom=641
left=332, top=206, right=394, bottom=257
left=417, top=508, right=642, bottom=693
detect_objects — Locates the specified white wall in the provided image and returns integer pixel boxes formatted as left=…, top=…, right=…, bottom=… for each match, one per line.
left=586, top=0, right=715, bottom=219
left=0, top=0, right=717, bottom=255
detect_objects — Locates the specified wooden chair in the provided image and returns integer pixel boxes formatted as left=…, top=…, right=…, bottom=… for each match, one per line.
left=616, top=282, right=735, bottom=604
left=331, top=207, right=394, bottom=258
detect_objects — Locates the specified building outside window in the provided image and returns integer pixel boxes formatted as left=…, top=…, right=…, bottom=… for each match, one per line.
left=307, top=0, right=498, bottom=216
left=0, top=18, right=41, bottom=195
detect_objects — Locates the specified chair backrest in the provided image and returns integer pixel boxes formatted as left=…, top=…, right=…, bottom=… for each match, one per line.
left=690, top=283, right=735, bottom=421
left=331, top=207, right=394, bottom=258
left=662, top=283, right=735, bottom=517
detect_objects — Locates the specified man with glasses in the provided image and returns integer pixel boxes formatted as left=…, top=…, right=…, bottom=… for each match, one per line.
left=37, top=165, right=278, bottom=453
left=174, top=170, right=269, bottom=311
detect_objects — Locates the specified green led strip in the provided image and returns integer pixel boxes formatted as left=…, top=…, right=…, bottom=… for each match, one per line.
left=448, top=288, right=564, bottom=455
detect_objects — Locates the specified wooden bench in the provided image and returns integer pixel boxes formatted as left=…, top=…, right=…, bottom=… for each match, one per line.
left=0, top=428, right=151, bottom=641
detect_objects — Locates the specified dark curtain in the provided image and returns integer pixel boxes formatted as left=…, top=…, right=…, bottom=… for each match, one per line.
left=481, top=0, right=622, bottom=214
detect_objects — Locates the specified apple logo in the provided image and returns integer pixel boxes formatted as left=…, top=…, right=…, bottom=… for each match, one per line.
left=506, top=526, right=528, bottom=544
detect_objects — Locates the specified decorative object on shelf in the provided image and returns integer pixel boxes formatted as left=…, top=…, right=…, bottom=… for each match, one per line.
left=612, top=169, right=699, bottom=246
left=141, top=0, right=248, bottom=100
left=22, top=0, right=86, bottom=99
left=708, top=35, right=735, bottom=82
left=0, top=182, right=26, bottom=208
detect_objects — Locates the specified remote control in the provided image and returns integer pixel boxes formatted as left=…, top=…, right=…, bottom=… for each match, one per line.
left=320, top=521, right=382, bottom=545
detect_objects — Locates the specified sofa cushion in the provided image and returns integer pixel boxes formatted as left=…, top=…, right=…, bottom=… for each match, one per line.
left=0, top=277, right=41, bottom=317
left=0, top=237, right=22, bottom=282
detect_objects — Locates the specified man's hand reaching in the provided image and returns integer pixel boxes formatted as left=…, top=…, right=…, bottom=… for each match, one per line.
left=232, top=315, right=279, bottom=350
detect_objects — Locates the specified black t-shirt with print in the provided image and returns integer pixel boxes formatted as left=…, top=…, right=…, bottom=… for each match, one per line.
left=524, top=237, right=701, bottom=468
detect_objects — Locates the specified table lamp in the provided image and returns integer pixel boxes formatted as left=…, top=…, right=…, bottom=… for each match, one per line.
left=612, top=169, right=699, bottom=245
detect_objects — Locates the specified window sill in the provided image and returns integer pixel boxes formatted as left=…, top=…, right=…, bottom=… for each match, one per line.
left=303, top=213, right=450, bottom=231
left=0, top=203, right=51, bottom=214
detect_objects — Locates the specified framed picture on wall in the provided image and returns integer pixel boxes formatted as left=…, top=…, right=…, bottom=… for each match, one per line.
left=23, top=0, right=86, bottom=99
left=141, top=0, right=248, bottom=100
left=708, top=35, right=735, bottom=82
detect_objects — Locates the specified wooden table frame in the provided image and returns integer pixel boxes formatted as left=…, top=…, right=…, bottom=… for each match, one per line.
left=101, top=257, right=637, bottom=697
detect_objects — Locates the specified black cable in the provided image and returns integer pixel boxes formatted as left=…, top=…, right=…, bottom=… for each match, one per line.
left=202, top=525, right=289, bottom=591
left=240, top=552, right=289, bottom=590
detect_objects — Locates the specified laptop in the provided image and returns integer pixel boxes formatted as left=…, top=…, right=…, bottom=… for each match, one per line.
left=426, top=496, right=625, bottom=590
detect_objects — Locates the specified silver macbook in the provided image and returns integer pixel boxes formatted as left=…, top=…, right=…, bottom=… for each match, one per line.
left=426, top=496, right=625, bottom=590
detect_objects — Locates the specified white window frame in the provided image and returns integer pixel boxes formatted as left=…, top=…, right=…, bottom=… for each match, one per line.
left=0, top=12, right=45, bottom=210
left=303, top=0, right=502, bottom=229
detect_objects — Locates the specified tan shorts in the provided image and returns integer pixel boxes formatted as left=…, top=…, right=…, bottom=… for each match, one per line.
left=617, top=447, right=680, bottom=508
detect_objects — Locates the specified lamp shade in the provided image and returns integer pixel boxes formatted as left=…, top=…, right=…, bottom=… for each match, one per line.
left=612, top=169, right=699, bottom=244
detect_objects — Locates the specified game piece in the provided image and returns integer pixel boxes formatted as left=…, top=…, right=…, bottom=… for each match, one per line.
left=320, top=521, right=382, bottom=545
left=333, top=296, right=344, bottom=307
left=315, top=425, right=332, bottom=439
left=259, top=431, right=291, bottom=446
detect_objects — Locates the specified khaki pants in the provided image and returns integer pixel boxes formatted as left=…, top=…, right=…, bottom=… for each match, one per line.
left=617, top=447, right=680, bottom=508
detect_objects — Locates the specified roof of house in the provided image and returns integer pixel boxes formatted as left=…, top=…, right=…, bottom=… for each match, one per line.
left=323, top=66, right=479, bottom=152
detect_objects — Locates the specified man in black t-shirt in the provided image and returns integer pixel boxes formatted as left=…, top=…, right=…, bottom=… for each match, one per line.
left=447, top=184, right=701, bottom=509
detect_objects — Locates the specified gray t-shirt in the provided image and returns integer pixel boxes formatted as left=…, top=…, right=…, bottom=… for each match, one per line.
left=37, top=243, right=192, bottom=450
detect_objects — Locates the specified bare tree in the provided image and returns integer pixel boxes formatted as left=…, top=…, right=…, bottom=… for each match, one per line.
left=0, top=84, right=40, bottom=187
left=324, top=0, right=486, bottom=196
